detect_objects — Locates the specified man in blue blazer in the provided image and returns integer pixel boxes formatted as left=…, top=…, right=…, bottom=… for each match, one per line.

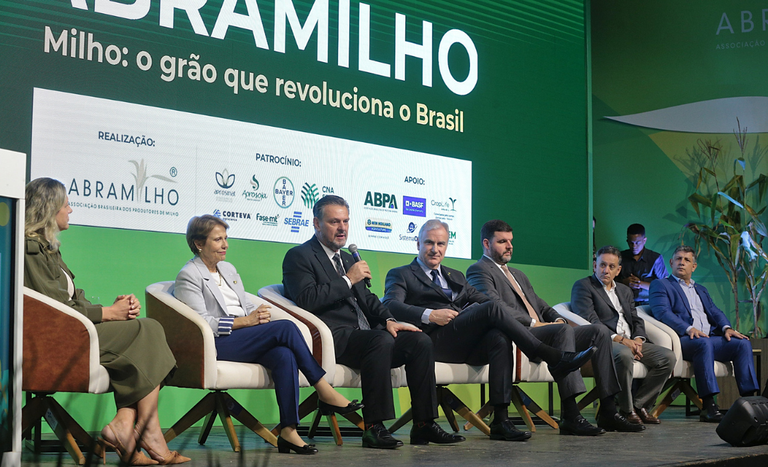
left=649, top=245, right=758, bottom=422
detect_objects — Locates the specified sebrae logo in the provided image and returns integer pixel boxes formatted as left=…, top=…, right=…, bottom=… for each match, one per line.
left=284, top=210, right=310, bottom=233
left=68, top=159, right=178, bottom=205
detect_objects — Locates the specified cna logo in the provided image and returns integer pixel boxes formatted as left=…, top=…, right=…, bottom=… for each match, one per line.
left=284, top=211, right=310, bottom=233
left=274, top=177, right=295, bottom=208
left=67, top=159, right=179, bottom=205
left=403, top=196, right=426, bottom=217
left=242, top=175, right=267, bottom=202
left=364, top=191, right=398, bottom=210
left=301, top=182, right=320, bottom=209
left=365, top=218, right=392, bottom=233
left=216, top=169, right=235, bottom=189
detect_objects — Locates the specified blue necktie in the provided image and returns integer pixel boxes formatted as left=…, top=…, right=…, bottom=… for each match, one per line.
left=431, top=269, right=453, bottom=299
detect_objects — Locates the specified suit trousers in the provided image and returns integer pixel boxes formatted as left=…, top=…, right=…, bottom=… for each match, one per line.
left=612, top=341, right=674, bottom=412
left=336, top=329, right=438, bottom=423
left=680, top=335, right=758, bottom=397
left=429, top=301, right=543, bottom=406
left=531, top=323, right=620, bottom=400
left=214, top=320, right=326, bottom=427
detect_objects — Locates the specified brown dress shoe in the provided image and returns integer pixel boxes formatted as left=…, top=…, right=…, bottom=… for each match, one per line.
left=620, top=410, right=643, bottom=425
left=636, top=407, right=660, bottom=424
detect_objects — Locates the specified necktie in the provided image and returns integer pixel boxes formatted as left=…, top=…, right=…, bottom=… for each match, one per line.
left=431, top=269, right=454, bottom=298
left=502, top=265, right=538, bottom=321
left=333, top=253, right=371, bottom=330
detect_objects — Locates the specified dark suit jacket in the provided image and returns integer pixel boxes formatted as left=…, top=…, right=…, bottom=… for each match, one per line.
left=382, top=259, right=490, bottom=333
left=282, top=235, right=394, bottom=356
left=571, top=275, right=647, bottom=340
left=466, top=256, right=561, bottom=326
left=649, top=276, right=731, bottom=337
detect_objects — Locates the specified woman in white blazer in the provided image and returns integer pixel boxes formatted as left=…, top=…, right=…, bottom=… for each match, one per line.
left=174, top=215, right=362, bottom=454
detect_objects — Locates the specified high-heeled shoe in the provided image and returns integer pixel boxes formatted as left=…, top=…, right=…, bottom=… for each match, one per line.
left=318, top=399, right=364, bottom=416
left=134, top=429, right=191, bottom=465
left=277, top=436, right=318, bottom=454
left=97, top=424, right=158, bottom=465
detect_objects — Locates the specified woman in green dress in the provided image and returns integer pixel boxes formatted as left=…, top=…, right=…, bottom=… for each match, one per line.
left=24, top=177, right=188, bottom=465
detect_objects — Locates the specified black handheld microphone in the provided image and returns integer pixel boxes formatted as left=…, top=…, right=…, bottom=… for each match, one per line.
left=348, top=244, right=371, bottom=288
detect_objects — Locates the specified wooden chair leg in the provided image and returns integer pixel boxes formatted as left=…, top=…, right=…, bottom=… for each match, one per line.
left=223, top=393, right=278, bottom=447
left=308, top=410, right=323, bottom=438
left=163, top=392, right=216, bottom=443
left=215, top=393, right=242, bottom=452
left=577, top=387, right=599, bottom=412
left=463, top=402, right=492, bottom=431
left=438, top=387, right=460, bottom=432
left=438, top=387, right=491, bottom=436
left=325, top=414, right=343, bottom=446
left=340, top=411, right=366, bottom=430
left=44, top=398, right=88, bottom=465
left=510, top=387, right=536, bottom=432
left=517, top=387, right=559, bottom=429
left=679, top=380, right=703, bottom=409
left=388, top=408, right=412, bottom=433
left=198, top=408, right=217, bottom=445
left=271, top=391, right=320, bottom=436
left=651, top=379, right=686, bottom=418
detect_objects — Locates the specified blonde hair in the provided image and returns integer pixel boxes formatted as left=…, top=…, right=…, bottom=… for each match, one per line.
left=25, top=178, right=67, bottom=252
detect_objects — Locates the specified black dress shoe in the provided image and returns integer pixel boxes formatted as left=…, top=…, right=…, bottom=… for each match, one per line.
left=699, top=410, right=723, bottom=423
left=597, top=412, right=646, bottom=432
left=318, top=399, right=364, bottom=416
left=410, top=421, right=466, bottom=445
left=277, top=436, right=318, bottom=454
left=559, top=415, right=606, bottom=436
left=549, top=347, right=596, bottom=380
left=362, top=423, right=403, bottom=449
left=489, top=419, right=532, bottom=441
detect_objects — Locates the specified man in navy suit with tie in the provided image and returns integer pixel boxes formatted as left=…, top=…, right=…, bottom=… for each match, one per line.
left=383, top=219, right=596, bottom=440
left=649, top=245, right=759, bottom=422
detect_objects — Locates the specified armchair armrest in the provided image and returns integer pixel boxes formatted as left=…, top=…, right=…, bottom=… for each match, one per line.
left=258, top=284, right=336, bottom=383
left=637, top=306, right=684, bottom=376
left=23, top=287, right=108, bottom=394
left=553, top=302, right=590, bottom=326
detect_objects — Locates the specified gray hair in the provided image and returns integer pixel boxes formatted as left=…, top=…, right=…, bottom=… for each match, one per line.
left=596, top=245, right=622, bottom=264
left=418, top=219, right=449, bottom=241
left=673, top=245, right=697, bottom=264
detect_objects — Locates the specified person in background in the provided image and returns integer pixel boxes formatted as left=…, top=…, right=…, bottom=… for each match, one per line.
left=618, top=224, right=667, bottom=306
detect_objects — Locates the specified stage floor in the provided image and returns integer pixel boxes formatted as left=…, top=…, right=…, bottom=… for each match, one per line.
left=21, top=407, right=768, bottom=467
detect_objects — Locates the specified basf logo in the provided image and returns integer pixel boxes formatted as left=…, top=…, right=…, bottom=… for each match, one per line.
left=403, top=196, right=426, bottom=217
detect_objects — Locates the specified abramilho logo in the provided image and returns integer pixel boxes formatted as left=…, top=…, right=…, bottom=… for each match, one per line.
left=67, top=159, right=179, bottom=206
left=242, top=175, right=267, bottom=202
left=274, top=177, right=295, bottom=208
left=301, top=182, right=320, bottom=208
left=284, top=211, right=310, bottom=233
left=403, top=196, right=427, bottom=217
left=364, top=191, right=398, bottom=210
left=365, top=218, right=392, bottom=233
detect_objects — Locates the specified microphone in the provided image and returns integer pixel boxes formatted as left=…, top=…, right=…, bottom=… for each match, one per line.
left=348, top=244, right=371, bottom=288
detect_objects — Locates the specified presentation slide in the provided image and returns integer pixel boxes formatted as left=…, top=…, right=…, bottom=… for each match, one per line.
left=30, top=88, right=472, bottom=257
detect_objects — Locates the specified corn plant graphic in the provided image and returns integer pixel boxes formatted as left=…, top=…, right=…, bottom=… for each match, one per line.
left=129, top=159, right=176, bottom=203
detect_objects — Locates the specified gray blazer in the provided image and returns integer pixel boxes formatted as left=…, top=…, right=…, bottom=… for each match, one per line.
left=174, top=256, right=255, bottom=336
left=466, top=255, right=562, bottom=326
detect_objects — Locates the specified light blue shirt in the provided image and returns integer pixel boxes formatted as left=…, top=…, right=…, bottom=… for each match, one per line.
left=671, top=275, right=713, bottom=335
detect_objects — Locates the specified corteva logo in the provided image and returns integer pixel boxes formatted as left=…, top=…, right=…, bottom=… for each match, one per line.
left=364, top=192, right=398, bottom=209
left=67, top=159, right=178, bottom=205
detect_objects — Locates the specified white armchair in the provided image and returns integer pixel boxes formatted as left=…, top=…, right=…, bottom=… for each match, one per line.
left=636, top=305, right=734, bottom=417
left=145, top=281, right=314, bottom=451
left=21, top=287, right=111, bottom=465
